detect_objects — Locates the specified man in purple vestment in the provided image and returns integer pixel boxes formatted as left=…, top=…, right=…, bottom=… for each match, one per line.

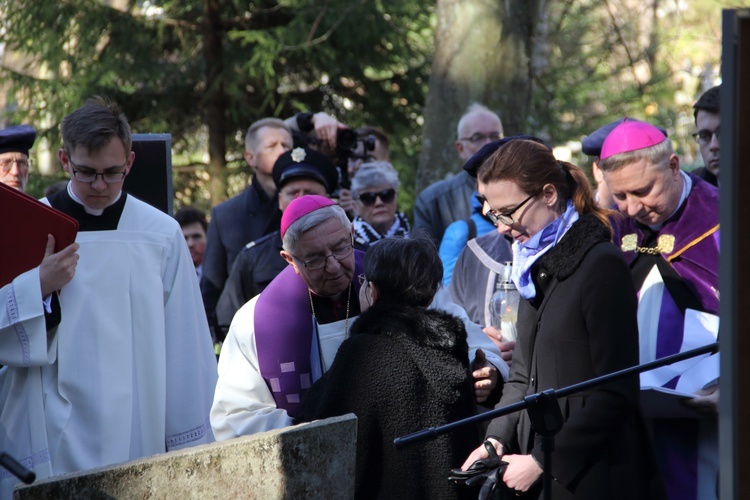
left=211, top=195, right=506, bottom=439
left=599, top=119, right=719, bottom=500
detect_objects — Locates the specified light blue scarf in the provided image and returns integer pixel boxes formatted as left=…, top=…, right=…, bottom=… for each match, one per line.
left=511, top=200, right=579, bottom=299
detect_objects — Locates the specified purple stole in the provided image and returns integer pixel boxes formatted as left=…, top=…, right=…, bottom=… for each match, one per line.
left=254, top=250, right=364, bottom=419
left=613, top=175, right=720, bottom=500
left=613, top=174, right=720, bottom=316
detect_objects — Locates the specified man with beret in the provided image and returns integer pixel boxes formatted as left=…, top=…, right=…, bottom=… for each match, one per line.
left=211, top=195, right=507, bottom=438
left=582, top=118, right=669, bottom=209
left=201, top=118, right=293, bottom=343
left=691, top=85, right=720, bottom=186
left=598, top=119, right=719, bottom=500
left=0, top=124, right=37, bottom=191
left=214, top=147, right=338, bottom=331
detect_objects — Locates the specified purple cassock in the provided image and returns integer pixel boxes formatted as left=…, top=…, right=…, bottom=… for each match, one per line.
left=253, top=250, right=364, bottom=419
left=612, top=174, right=719, bottom=500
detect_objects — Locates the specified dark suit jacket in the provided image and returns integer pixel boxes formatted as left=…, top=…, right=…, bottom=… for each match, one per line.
left=486, top=214, right=665, bottom=500
left=413, top=170, right=475, bottom=243
left=690, top=166, right=718, bottom=187
left=215, top=230, right=287, bottom=329
left=200, top=177, right=281, bottom=339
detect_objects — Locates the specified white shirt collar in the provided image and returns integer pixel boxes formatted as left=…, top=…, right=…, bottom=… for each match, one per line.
left=66, top=181, right=122, bottom=216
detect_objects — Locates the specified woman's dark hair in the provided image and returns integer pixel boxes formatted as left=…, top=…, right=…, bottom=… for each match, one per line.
left=477, top=139, right=612, bottom=233
left=363, top=234, right=442, bottom=307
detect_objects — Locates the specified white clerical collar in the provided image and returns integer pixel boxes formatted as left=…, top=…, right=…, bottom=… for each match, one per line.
left=67, top=181, right=122, bottom=216
left=648, top=170, right=692, bottom=231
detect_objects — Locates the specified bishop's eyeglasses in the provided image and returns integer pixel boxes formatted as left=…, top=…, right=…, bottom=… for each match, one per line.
left=291, top=239, right=354, bottom=270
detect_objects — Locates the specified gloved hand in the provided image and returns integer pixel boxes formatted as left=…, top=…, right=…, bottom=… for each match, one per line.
left=448, top=440, right=511, bottom=499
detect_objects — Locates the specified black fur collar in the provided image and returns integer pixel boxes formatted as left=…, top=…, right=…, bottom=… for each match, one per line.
left=539, top=213, right=611, bottom=281
left=350, top=303, right=468, bottom=361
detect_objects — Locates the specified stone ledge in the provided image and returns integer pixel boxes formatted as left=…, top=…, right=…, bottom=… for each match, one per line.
left=14, top=414, right=357, bottom=499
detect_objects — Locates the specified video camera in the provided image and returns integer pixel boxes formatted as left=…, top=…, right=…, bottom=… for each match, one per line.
left=334, top=129, right=376, bottom=189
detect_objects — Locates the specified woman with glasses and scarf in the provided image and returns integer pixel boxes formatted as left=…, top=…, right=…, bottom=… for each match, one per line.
left=351, top=162, right=410, bottom=248
left=459, top=140, right=665, bottom=500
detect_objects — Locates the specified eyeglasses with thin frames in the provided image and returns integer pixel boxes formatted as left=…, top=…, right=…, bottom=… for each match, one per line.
left=458, top=131, right=503, bottom=144
left=691, top=128, right=720, bottom=146
left=484, top=191, right=539, bottom=227
left=0, top=157, right=31, bottom=173
left=291, top=239, right=354, bottom=271
left=68, top=158, right=128, bottom=184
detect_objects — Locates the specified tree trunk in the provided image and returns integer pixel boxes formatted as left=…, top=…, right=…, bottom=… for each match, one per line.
left=203, top=0, right=228, bottom=204
left=417, top=0, right=540, bottom=191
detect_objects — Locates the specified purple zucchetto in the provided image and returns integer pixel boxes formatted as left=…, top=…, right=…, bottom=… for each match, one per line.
left=582, top=118, right=668, bottom=157
left=280, top=194, right=336, bottom=238
left=600, top=119, right=668, bottom=160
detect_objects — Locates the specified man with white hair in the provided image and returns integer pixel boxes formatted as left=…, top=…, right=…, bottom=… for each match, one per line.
left=599, top=119, right=719, bottom=500
left=414, top=103, right=503, bottom=242
left=211, top=195, right=508, bottom=439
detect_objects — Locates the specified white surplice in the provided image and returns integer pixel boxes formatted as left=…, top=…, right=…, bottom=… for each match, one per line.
left=0, top=195, right=217, bottom=498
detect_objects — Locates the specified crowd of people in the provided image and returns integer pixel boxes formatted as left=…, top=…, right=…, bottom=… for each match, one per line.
left=0, top=83, right=722, bottom=500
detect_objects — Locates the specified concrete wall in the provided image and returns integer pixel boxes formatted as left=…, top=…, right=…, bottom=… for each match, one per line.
left=14, top=415, right=356, bottom=499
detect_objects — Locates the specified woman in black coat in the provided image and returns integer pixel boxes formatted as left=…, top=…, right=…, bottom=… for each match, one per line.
left=461, top=139, right=664, bottom=499
left=302, top=236, right=480, bottom=499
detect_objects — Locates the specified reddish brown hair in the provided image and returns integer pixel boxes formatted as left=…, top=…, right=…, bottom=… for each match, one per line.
left=477, top=139, right=612, bottom=234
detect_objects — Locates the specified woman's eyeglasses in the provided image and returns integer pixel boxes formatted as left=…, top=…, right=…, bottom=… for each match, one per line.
left=485, top=192, right=539, bottom=227
left=355, top=188, right=396, bottom=206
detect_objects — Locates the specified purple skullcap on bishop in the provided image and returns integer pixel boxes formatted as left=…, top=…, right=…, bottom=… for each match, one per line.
left=582, top=118, right=668, bottom=157
left=280, top=194, right=336, bottom=238
left=600, top=118, right=668, bottom=160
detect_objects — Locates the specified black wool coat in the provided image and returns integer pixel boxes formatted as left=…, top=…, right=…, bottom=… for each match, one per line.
left=486, top=214, right=666, bottom=500
left=301, top=303, right=481, bottom=500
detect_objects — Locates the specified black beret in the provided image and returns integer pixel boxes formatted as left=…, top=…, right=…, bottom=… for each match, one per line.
left=463, top=134, right=551, bottom=178
left=582, top=118, right=668, bottom=157
left=272, top=147, right=339, bottom=194
left=0, top=125, right=36, bottom=156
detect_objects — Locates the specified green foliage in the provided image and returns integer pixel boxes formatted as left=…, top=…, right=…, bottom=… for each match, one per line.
left=0, top=0, right=733, bottom=217
left=529, top=0, right=727, bottom=170
left=0, top=0, right=434, bottom=214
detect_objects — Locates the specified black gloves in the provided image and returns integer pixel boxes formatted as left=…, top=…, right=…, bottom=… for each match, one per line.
left=448, top=440, right=512, bottom=499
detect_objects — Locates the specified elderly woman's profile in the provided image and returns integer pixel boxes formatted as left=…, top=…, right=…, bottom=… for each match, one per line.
left=301, top=235, right=479, bottom=499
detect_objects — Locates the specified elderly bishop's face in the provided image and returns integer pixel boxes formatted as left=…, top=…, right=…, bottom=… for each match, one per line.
left=284, top=218, right=355, bottom=298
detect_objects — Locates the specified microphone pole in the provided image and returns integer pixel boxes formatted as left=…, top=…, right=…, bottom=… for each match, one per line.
left=0, top=452, right=35, bottom=485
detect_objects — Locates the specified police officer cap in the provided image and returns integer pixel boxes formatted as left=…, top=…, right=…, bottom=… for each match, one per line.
left=272, top=147, right=339, bottom=194
left=0, top=125, right=37, bottom=156
left=463, top=134, right=551, bottom=178
left=582, top=118, right=667, bottom=157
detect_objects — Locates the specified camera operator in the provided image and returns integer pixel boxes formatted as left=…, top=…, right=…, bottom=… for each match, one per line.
left=286, top=112, right=389, bottom=217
